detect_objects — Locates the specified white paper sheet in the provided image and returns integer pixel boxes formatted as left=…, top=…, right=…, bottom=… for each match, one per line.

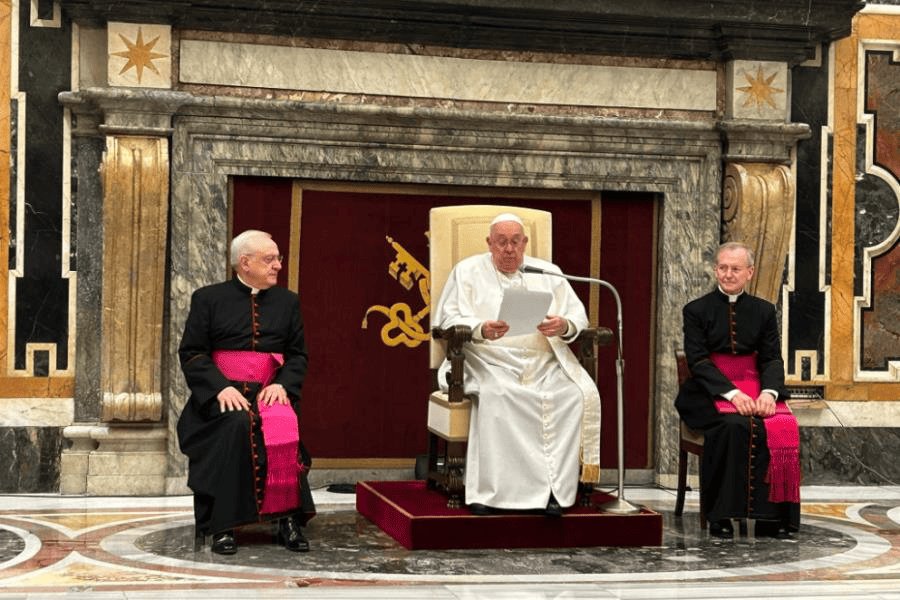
left=497, top=288, right=553, bottom=337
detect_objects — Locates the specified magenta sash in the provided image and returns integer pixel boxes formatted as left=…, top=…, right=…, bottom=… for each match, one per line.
left=710, top=352, right=800, bottom=504
left=212, top=349, right=301, bottom=515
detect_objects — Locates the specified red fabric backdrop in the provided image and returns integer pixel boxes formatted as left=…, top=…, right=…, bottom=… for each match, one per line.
left=231, top=180, right=655, bottom=468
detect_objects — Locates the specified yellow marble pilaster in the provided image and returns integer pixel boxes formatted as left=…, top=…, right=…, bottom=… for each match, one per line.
left=100, top=136, right=169, bottom=421
left=830, top=27, right=858, bottom=392
left=722, top=162, right=794, bottom=304
left=0, top=0, right=10, bottom=380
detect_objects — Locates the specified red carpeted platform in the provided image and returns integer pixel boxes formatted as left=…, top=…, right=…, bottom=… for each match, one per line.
left=356, top=480, right=663, bottom=550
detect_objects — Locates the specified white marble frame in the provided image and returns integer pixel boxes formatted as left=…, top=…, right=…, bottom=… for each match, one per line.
left=164, top=98, right=724, bottom=487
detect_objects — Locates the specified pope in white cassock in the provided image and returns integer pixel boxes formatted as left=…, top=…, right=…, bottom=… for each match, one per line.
left=433, top=213, right=602, bottom=516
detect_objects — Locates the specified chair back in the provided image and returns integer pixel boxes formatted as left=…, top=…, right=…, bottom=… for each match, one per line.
left=675, top=350, right=690, bottom=385
left=429, top=205, right=553, bottom=367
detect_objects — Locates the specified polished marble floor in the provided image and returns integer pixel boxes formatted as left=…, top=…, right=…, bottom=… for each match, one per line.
left=1, top=485, right=899, bottom=599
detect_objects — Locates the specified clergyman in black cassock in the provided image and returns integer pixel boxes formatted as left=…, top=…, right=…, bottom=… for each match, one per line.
left=675, top=243, right=800, bottom=538
left=177, top=230, right=315, bottom=554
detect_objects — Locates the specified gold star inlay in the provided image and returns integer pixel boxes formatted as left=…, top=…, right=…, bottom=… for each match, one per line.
left=736, top=65, right=784, bottom=110
left=111, top=28, right=167, bottom=83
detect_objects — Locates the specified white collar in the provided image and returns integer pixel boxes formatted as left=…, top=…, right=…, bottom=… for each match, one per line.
left=236, top=274, right=260, bottom=295
left=718, top=286, right=743, bottom=303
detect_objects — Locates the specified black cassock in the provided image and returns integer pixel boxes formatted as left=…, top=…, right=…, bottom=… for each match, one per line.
left=177, top=277, right=316, bottom=536
left=675, top=289, right=800, bottom=531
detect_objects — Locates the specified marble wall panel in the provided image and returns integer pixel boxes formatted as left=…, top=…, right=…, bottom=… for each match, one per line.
left=11, top=1, right=72, bottom=376
left=72, top=134, right=105, bottom=421
left=161, top=97, right=722, bottom=484
left=787, top=47, right=830, bottom=380
left=0, top=427, right=63, bottom=492
left=179, top=39, right=717, bottom=112
left=802, top=426, right=900, bottom=485
left=857, top=50, right=900, bottom=375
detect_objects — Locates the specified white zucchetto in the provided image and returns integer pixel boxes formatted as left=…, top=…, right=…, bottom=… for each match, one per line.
left=490, top=212, right=524, bottom=226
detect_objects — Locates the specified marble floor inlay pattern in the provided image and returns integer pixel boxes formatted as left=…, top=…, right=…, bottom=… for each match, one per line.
left=0, top=486, right=899, bottom=599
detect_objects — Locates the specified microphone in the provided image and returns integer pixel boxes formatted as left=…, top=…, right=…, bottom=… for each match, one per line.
left=515, top=260, right=637, bottom=514
left=517, top=263, right=621, bottom=348
left=518, top=265, right=547, bottom=275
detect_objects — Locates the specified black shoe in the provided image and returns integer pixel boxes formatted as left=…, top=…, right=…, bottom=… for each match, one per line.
left=755, top=519, right=793, bottom=539
left=709, top=519, right=734, bottom=538
left=468, top=503, right=493, bottom=516
left=211, top=530, right=237, bottom=555
left=774, top=527, right=793, bottom=540
left=277, top=517, right=310, bottom=552
left=545, top=496, right=563, bottom=518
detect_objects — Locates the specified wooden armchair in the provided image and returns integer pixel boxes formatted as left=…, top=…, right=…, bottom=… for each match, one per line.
left=424, top=205, right=612, bottom=507
left=673, top=349, right=706, bottom=527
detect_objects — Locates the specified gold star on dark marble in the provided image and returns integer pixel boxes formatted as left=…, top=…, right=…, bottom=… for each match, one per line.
left=111, top=28, right=167, bottom=83
left=736, top=65, right=784, bottom=110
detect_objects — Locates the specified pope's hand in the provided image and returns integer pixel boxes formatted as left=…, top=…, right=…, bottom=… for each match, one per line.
left=538, top=315, right=568, bottom=337
left=482, top=320, right=509, bottom=340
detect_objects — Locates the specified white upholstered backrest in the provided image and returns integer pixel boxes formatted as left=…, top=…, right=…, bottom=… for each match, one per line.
left=429, top=205, right=553, bottom=367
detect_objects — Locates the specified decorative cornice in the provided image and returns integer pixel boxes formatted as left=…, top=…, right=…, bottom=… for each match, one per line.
left=59, top=88, right=192, bottom=135
left=719, top=119, right=812, bottom=164
left=60, top=87, right=723, bottom=139
left=58, top=0, right=864, bottom=66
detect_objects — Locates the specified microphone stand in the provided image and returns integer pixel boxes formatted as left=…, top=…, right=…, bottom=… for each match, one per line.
left=526, top=267, right=640, bottom=514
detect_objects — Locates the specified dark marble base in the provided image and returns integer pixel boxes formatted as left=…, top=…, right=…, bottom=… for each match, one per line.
left=802, top=426, right=900, bottom=485
left=0, top=427, right=62, bottom=492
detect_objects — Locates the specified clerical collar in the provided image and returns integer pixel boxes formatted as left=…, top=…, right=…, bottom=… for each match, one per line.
left=236, top=274, right=260, bottom=295
left=494, top=265, right=524, bottom=289
left=718, top=286, right=743, bottom=303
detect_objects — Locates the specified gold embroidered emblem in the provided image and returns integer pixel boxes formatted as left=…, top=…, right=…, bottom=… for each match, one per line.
left=362, top=236, right=431, bottom=347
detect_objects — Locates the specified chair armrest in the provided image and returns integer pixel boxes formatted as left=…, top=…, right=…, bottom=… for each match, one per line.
left=432, top=326, right=473, bottom=403
left=575, top=326, right=613, bottom=382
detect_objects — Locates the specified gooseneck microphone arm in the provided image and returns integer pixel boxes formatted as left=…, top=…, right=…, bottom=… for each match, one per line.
left=518, top=264, right=639, bottom=514
left=519, top=265, right=622, bottom=358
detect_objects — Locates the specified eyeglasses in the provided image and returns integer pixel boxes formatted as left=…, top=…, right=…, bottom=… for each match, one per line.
left=491, top=237, right=525, bottom=250
left=251, top=254, right=283, bottom=265
left=715, top=265, right=749, bottom=275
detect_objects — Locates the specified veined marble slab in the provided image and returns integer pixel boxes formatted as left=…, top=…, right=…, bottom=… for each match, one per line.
left=179, top=39, right=717, bottom=111
left=0, top=397, right=74, bottom=426
left=794, top=399, right=900, bottom=427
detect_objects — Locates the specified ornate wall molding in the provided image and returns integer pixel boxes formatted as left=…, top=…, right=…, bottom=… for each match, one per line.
left=58, top=0, right=863, bottom=66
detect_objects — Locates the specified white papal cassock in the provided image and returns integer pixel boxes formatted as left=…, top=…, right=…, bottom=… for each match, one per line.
left=433, top=253, right=601, bottom=509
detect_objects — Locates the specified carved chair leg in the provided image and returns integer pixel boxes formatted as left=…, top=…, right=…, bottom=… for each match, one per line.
left=194, top=528, right=206, bottom=552
left=674, top=447, right=688, bottom=517
left=446, top=441, right=466, bottom=509
left=579, top=481, right=594, bottom=506
left=426, top=432, right=439, bottom=490
left=698, top=459, right=707, bottom=530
